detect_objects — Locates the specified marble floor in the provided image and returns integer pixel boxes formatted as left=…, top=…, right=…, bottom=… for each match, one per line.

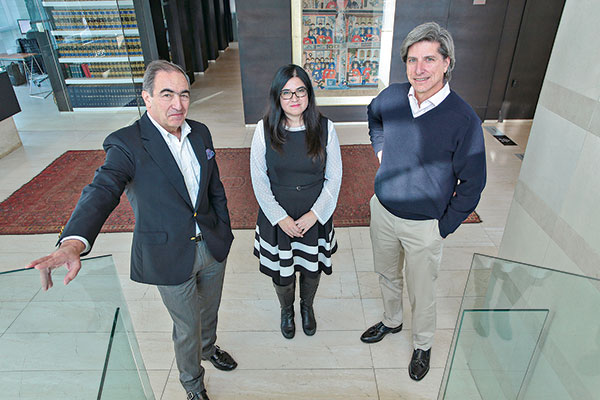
left=0, top=44, right=532, bottom=399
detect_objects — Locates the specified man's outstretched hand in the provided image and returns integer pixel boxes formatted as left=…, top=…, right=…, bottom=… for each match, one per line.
left=26, top=240, right=85, bottom=291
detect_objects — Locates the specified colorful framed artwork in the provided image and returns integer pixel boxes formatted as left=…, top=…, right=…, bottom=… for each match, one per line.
left=292, top=0, right=395, bottom=105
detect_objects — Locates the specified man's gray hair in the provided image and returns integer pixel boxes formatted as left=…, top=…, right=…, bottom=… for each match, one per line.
left=142, top=60, right=190, bottom=95
left=400, top=22, right=455, bottom=81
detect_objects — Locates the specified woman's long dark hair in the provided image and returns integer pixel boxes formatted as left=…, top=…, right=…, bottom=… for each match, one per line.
left=263, top=64, right=324, bottom=162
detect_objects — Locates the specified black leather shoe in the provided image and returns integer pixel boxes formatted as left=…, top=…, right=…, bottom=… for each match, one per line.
left=409, top=348, right=431, bottom=381
left=187, top=389, right=210, bottom=400
left=280, top=305, right=295, bottom=339
left=208, top=346, right=238, bottom=371
left=360, top=321, right=402, bottom=343
left=300, top=302, right=316, bottom=336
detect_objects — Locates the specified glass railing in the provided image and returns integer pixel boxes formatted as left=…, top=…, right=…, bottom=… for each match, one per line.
left=440, top=254, right=600, bottom=400
left=0, top=255, right=154, bottom=399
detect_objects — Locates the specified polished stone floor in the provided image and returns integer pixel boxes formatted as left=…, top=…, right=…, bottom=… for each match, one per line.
left=0, top=44, right=532, bottom=399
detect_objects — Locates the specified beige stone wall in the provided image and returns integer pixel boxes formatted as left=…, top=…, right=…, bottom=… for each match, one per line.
left=0, top=117, right=22, bottom=159
left=499, top=0, right=600, bottom=279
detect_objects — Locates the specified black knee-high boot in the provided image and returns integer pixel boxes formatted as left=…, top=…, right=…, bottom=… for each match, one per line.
left=274, top=280, right=296, bottom=339
left=299, top=273, right=320, bottom=336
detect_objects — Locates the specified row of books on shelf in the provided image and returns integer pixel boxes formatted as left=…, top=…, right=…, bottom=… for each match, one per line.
left=57, top=37, right=142, bottom=57
left=67, top=84, right=142, bottom=107
left=51, top=9, right=137, bottom=30
left=63, top=61, right=144, bottom=78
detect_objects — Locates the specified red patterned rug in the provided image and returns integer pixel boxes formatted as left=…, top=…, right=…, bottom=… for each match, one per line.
left=0, top=147, right=480, bottom=234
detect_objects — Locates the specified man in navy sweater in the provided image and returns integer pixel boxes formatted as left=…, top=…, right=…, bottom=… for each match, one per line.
left=360, top=22, right=486, bottom=381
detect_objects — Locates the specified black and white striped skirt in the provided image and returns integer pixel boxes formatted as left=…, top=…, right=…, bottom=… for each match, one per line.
left=253, top=208, right=337, bottom=286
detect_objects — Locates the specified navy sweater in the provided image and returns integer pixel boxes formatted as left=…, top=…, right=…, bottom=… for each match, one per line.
left=368, top=83, right=486, bottom=238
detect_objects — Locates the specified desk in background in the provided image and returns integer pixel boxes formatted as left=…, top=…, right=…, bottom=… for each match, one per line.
left=0, top=52, right=52, bottom=99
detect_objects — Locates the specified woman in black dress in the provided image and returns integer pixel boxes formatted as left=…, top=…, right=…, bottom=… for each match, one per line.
left=250, top=64, right=342, bottom=339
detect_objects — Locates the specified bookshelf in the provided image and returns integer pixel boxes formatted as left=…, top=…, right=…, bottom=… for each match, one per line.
left=41, top=0, right=145, bottom=110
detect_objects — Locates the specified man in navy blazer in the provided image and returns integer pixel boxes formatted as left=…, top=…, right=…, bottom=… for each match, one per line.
left=29, top=60, right=235, bottom=400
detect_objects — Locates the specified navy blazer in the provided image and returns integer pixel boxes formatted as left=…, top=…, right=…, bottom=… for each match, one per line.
left=60, top=113, right=234, bottom=285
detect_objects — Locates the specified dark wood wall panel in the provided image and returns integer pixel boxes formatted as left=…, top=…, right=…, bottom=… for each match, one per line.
left=133, top=0, right=166, bottom=62
left=214, top=0, right=228, bottom=51
left=163, top=0, right=195, bottom=83
left=189, top=0, right=209, bottom=71
left=202, top=0, right=219, bottom=60
left=237, top=2, right=292, bottom=124
left=223, top=0, right=234, bottom=42
left=485, top=0, right=527, bottom=119
left=500, top=0, right=565, bottom=119
left=389, top=1, right=450, bottom=85
left=447, top=0, right=509, bottom=119
left=320, top=106, right=367, bottom=122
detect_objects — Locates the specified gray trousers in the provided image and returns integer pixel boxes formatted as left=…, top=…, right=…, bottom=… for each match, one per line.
left=157, top=239, right=226, bottom=393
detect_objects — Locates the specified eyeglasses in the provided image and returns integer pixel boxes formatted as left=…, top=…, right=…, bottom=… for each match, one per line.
left=280, top=87, right=308, bottom=100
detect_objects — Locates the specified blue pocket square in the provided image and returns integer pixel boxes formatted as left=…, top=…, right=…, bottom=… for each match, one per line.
left=206, top=148, right=215, bottom=160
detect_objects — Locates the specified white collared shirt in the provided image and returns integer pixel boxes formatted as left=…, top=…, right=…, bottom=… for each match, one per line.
left=408, top=82, right=451, bottom=118
left=146, top=113, right=200, bottom=208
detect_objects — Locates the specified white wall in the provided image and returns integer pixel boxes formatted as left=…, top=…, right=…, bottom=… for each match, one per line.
left=0, top=0, right=32, bottom=53
left=499, top=0, right=600, bottom=279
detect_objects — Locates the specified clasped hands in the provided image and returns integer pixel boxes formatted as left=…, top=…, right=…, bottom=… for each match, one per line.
left=277, top=211, right=318, bottom=238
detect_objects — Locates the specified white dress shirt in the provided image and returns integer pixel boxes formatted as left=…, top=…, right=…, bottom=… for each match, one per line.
left=147, top=114, right=200, bottom=208
left=62, top=114, right=200, bottom=252
left=408, top=82, right=451, bottom=118
left=250, top=119, right=342, bottom=225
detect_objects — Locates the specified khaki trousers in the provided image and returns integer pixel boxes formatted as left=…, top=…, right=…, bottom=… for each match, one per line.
left=370, top=195, right=443, bottom=350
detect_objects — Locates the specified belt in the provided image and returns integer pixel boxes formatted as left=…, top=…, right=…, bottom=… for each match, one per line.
left=271, top=179, right=323, bottom=191
left=189, top=233, right=204, bottom=242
